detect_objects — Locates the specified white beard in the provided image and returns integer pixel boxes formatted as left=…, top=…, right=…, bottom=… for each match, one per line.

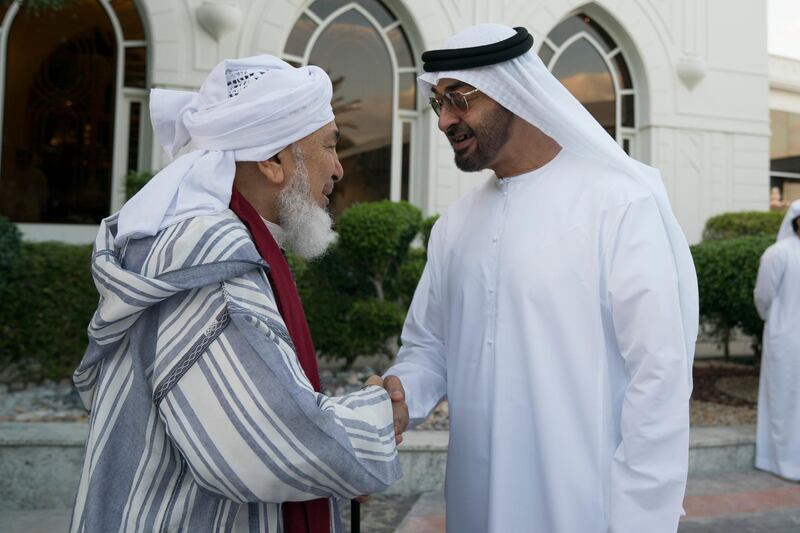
left=276, top=158, right=336, bottom=260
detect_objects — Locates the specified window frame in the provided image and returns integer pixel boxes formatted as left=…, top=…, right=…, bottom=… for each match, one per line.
left=539, top=17, right=638, bottom=156
left=0, top=0, right=150, bottom=241
left=282, top=0, right=422, bottom=206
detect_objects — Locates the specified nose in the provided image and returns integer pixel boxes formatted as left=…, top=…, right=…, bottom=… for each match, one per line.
left=437, top=106, right=460, bottom=133
left=332, top=152, right=344, bottom=182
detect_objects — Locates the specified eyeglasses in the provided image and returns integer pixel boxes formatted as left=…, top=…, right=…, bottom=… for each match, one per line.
left=429, top=88, right=481, bottom=117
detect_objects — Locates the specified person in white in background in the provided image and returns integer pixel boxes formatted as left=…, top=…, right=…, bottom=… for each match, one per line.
left=380, top=23, right=699, bottom=533
left=754, top=199, right=800, bottom=481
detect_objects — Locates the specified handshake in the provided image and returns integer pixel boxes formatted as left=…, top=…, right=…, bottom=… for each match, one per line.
left=365, top=375, right=409, bottom=444
left=353, top=376, right=409, bottom=504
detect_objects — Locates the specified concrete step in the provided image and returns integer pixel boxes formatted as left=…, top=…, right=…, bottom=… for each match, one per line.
left=390, top=425, right=757, bottom=495
left=0, top=423, right=86, bottom=511
left=0, top=423, right=757, bottom=510
left=688, top=425, right=756, bottom=476
left=0, top=509, right=71, bottom=533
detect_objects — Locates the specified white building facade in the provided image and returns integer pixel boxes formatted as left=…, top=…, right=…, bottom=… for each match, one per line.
left=0, top=0, right=779, bottom=243
left=769, top=54, right=800, bottom=206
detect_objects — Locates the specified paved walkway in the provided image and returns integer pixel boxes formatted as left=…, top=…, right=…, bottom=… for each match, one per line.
left=394, top=469, right=800, bottom=533
left=0, top=496, right=419, bottom=533
left=681, top=470, right=800, bottom=532
left=0, top=509, right=71, bottom=533
left=3, top=470, right=798, bottom=533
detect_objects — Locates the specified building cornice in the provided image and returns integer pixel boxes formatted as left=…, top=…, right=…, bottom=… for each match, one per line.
left=769, top=54, right=800, bottom=92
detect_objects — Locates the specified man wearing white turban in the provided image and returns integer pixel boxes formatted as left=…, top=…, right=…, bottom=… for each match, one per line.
left=382, top=24, right=698, bottom=532
left=754, top=199, right=800, bottom=481
left=70, top=56, right=401, bottom=533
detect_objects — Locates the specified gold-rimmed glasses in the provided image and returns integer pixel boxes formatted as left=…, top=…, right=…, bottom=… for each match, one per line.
left=429, top=88, right=481, bottom=117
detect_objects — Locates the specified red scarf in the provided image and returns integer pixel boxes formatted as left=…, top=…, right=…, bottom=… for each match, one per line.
left=229, top=186, right=329, bottom=533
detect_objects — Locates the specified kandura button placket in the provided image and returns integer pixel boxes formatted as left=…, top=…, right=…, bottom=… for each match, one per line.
left=486, top=178, right=510, bottom=350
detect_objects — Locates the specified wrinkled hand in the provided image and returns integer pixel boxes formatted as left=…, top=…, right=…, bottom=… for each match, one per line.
left=364, top=375, right=384, bottom=388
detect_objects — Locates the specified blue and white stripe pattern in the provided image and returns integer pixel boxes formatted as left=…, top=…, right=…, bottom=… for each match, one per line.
left=71, top=210, right=400, bottom=533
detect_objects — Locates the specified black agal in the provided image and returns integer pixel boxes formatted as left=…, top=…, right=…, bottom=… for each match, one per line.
left=421, top=27, right=534, bottom=72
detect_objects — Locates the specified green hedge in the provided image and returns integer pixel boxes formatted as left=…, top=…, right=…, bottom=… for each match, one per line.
left=4, top=203, right=781, bottom=379
left=294, top=244, right=368, bottom=359
left=297, top=201, right=426, bottom=365
left=0, top=242, right=95, bottom=381
left=0, top=216, right=21, bottom=285
left=345, top=299, right=406, bottom=357
left=694, top=210, right=783, bottom=357
left=691, top=235, right=774, bottom=357
left=0, top=201, right=434, bottom=381
left=702, top=211, right=784, bottom=241
left=420, top=214, right=439, bottom=252
left=126, top=170, right=154, bottom=199
left=336, top=201, right=422, bottom=288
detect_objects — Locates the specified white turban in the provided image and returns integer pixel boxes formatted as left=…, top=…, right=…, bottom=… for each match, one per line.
left=777, top=199, right=800, bottom=241
left=419, top=24, right=699, bottom=384
left=115, top=55, right=334, bottom=246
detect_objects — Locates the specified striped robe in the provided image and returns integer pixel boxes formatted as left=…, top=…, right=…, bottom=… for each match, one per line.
left=70, top=210, right=401, bottom=533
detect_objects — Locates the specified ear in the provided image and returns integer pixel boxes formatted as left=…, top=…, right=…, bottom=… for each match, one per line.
left=256, top=154, right=285, bottom=186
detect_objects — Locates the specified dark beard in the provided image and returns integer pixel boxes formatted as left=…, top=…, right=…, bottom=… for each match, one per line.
left=449, top=105, right=514, bottom=172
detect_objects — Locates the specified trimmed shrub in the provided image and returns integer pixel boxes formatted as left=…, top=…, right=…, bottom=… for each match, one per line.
left=691, top=235, right=773, bottom=357
left=336, top=201, right=422, bottom=294
left=297, top=201, right=425, bottom=365
left=420, top=214, right=439, bottom=252
left=0, top=216, right=21, bottom=285
left=388, top=248, right=426, bottom=307
left=126, top=170, right=154, bottom=199
left=702, top=211, right=784, bottom=241
left=294, top=245, right=371, bottom=360
left=345, top=299, right=406, bottom=357
left=0, top=242, right=95, bottom=381
left=0, top=200, right=433, bottom=380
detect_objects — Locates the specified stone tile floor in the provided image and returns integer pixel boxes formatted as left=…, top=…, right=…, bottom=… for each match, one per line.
left=0, top=509, right=72, bottom=533
left=0, top=496, right=419, bottom=533
left=338, top=494, right=418, bottom=533
left=394, top=469, right=800, bottom=533
left=679, top=509, right=800, bottom=532
left=3, top=470, right=798, bottom=533
left=681, top=470, right=800, bottom=532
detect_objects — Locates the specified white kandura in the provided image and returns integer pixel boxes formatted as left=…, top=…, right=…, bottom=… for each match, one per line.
left=754, top=199, right=800, bottom=481
left=388, top=23, right=698, bottom=533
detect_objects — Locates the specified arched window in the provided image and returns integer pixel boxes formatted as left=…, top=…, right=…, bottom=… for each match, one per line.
left=539, top=13, right=636, bottom=155
left=283, top=0, right=420, bottom=217
left=0, top=0, right=148, bottom=234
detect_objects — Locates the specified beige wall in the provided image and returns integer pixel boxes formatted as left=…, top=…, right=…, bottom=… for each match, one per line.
left=138, top=0, right=770, bottom=243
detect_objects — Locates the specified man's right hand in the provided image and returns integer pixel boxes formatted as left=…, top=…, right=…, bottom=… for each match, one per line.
left=383, top=375, right=409, bottom=444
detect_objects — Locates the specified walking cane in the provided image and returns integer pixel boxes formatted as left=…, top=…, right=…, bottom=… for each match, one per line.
left=351, top=499, right=360, bottom=533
